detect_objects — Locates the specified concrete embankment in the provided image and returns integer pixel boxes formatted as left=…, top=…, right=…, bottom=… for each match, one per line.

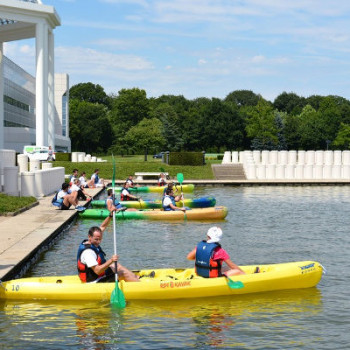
left=0, top=187, right=104, bottom=281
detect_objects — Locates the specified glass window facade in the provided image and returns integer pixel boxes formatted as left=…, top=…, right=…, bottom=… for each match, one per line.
left=3, top=56, right=36, bottom=128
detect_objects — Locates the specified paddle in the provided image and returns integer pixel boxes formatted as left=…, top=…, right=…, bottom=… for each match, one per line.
left=225, top=276, right=244, bottom=289
left=110, top=156, right=126, bottom=308
left=176, top=173, right=187, bottom=220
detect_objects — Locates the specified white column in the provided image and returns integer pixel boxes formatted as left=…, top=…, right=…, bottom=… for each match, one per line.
left=0, top=43, right=3, bottom=149
left=36, top=22, right=49, bottom=147
left=48, top=30, right=55, bottom=149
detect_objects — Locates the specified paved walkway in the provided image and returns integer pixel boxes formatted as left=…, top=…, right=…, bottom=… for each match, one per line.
left=0, top=187, right=103, bottom=281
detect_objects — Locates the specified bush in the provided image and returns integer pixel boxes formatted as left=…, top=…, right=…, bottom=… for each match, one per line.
left=55, top=152, right=71, bottom=161
left=169, top=152, right=204, bottom=166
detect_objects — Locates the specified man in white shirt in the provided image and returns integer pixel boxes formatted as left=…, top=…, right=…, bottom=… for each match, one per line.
left=77, top=215, right=139, bottom=283
left=57, top=183, right=79, bottom=210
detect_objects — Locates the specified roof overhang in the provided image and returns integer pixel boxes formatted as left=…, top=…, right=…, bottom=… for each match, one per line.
left=0, top=0, right=60, bottom=42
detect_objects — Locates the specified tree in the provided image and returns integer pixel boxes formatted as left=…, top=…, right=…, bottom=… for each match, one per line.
left=69, top=100, right=113, bottom=153
left=333, top=123, right=350, bottom=149
left=225, top=90, right=260, bottom=107
left=244, top=99, right=278, bottom=150
left=123, top=118, right=166, bottom=154
left=298, top=105, right=322, bottom=149
left=69, top=82, right=111, bottom=107
left=273, top=92, right=306, bottom=115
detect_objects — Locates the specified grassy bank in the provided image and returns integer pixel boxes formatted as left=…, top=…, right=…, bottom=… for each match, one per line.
left=54, top=155, right=220, bottom=180
left=0, top=193, right=37, bottom=215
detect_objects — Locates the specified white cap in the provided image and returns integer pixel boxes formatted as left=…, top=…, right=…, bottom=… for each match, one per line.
left=207, top=226, right=223, bottom=243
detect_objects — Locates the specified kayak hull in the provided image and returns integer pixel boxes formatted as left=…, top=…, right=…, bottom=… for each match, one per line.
left=79, top=206, right=228, bottom=221
left=0, top=261, right=323, bottom=301
left=91, top=196, right=216, bottom=209
left=107, top=184, right=194, bottom=193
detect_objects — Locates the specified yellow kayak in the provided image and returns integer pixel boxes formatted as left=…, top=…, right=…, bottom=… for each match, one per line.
left=0, top=261, right=323, bottom=301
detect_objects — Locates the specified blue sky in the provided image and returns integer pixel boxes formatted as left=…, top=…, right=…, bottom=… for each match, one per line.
left=4, top=0, right=350, bottom=101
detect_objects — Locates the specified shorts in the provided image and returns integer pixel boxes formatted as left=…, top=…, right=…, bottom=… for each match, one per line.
left=60, top=202, right=71, bottom=210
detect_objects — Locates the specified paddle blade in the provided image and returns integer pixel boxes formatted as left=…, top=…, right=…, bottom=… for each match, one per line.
left=110, top=282, right=126, bottom=308
left=177, top=173, right=184, bottom=184
left=226, top=278, right=244, bottom=289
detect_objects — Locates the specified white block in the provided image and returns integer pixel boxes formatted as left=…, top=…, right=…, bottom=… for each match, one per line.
left=71, top=152, right=78, bottom=162
left=285, top=165, right=295, bottom=179
left=276, top=164, right=285, bottom=179
left=306, top=150, right=315, bottom=165
left=261, top=151, right=269, bottom=164
left=246, top=165, right=256, bottom=179
left=298, top=151, right=306, bottom=165
left=256, top=165, right=266, bottom=179
left=295, top=164, right=304, bottom=179
left=304, top=164, right=313, bottom=179
left=231, top=151, right=239, bottom=163
left=266, top=164, right=276, bottom=179
left=30, top=159, right=40, bottom=172
left=323, top=165, right=332, bottom=179
left=315, top=151, right=324, bottom=165
left=4, top=166, right=19, bottom=196
left=332, top=165, right=342, bottom=179
left=17, top=154, right=29, bottom=173
left=324, top=151, right=333, bottom=165
left=343, top=151, right=350, bottom=165
left=269, top=150, right=278, bottom=164
left=314, top=165, right=323, bottom=179
left=342, top=165, right=350, bottom=179
left=21, top=171, right=37, bottom=197
left=278, top=151, right=288, bottom=165
left=288, top=150, right=297, bottom=165
left=334, top=151, right=342, bottom=165
left=42, top=162, right=53, bottom=169
left=252, top=150, right=261, bottom=164
left=91, top=156, right=97, bottom=162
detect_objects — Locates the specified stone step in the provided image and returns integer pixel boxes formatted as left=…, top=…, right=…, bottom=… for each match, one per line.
left=211, top=164, right=247, bottom=180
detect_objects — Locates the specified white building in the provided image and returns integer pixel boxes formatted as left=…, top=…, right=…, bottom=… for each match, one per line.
left=0, top=0, right=71, bottom=152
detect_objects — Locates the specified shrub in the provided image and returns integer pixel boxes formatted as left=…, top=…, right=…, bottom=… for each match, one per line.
left=55, top=152, right=71, bottom=161
left=169, top=152, right=204, bottom=166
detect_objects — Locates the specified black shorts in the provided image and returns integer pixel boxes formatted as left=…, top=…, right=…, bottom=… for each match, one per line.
left=60, top=202, right=71, bottom=210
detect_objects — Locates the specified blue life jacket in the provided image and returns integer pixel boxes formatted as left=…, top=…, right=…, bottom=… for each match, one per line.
left=51, top=190, right=63, bottom=207
left=94, top=174, right=100, bottom=184
left=77, top=239, right=110, bottom=282
left=162, top=195, right=176, bottom=211
left=195, top=240, right=222, bottom=278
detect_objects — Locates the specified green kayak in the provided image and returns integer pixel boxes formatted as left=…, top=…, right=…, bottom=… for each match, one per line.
left=107, top=184, right=194, bottom=193
left=91, top=196, right=216, bottom=209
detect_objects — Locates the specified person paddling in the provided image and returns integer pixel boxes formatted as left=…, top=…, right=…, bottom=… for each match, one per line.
left=187, top=227, right=249, bottom=278
left=77, top=215, right=139, bottom=283
left=162, top=188, right=185, bottom=211
left=120, top=182, right=140, bottom=201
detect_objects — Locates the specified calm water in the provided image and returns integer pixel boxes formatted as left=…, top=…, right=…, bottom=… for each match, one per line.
left=1, top=186, right=349, bottom=349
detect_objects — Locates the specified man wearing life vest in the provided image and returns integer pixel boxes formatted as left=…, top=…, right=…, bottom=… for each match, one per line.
left=120, top=182, right=140, bottom=201
left=77, top=215, right=139, bottom=283
left=90, top=169, right=104, bottom=188
left=162, top=188, right=185, bottom=211
left=187, top=227, right=246, bottom=278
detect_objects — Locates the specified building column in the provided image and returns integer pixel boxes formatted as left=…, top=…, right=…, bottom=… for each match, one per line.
left=0, top=43, right=3, bottom=149
left=36, top=22, right=49, bottom=147
left=48, top=29, right=55, bottom=149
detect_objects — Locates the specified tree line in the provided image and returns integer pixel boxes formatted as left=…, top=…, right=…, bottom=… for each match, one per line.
left=69, top=82, right=350, bottom=155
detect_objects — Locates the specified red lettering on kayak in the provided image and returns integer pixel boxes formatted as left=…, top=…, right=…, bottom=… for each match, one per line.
left=159, top=281, right=191, bottom=289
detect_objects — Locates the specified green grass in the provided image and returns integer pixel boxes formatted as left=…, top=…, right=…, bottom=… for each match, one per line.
left=54, top=155, right=220, bottom=180
left=0, top=193, right=37, bottom=214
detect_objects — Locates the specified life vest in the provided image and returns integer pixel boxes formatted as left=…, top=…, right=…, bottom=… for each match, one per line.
left=120, top=187, right=133, bottom=201
left=126, top=178, right=134, bottom=186
left=195, top=240, right=222, bottom=278
left=158, top=178, right=166, bottom=186
left=162, top=194, right=176, bottom=211
left=51, top=190, right=63, bottom=207
left=77, top=239, right=111, bottom=282
left=93, top=174, right=100, bottom=184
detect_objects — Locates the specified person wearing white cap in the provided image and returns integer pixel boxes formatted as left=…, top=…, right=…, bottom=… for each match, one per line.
left=187, top=226, right=246, bottom=278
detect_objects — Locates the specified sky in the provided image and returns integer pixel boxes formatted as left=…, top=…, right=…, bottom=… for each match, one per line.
left=4, top=0, right=350, bottom=101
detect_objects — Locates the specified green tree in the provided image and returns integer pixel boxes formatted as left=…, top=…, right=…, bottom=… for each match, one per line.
left=123, top=118, right=166, bottom=154
left=69, top=100, right=113, bottom=153
left=298, top=104, right=322, bottom=149
left=273, top=92, right=306, bottom=115
left=284, top=113, right=301, bottom=150
left=244, top=99, right=278, bottom=149
left=225, top=90, right=260, bottom=107
left=69, top=82, right=111, bottom=107
left=333, top=123, right=350, bottom=149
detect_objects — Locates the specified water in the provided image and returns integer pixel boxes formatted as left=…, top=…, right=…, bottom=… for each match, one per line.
left=1, top=186, right=349, bottom=349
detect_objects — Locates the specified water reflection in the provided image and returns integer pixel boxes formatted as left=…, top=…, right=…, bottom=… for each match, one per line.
left=0, top=288, right=322, bottom=349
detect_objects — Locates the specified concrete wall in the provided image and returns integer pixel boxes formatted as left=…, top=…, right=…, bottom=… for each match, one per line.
left=226, top=150, right=350, bottom=180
